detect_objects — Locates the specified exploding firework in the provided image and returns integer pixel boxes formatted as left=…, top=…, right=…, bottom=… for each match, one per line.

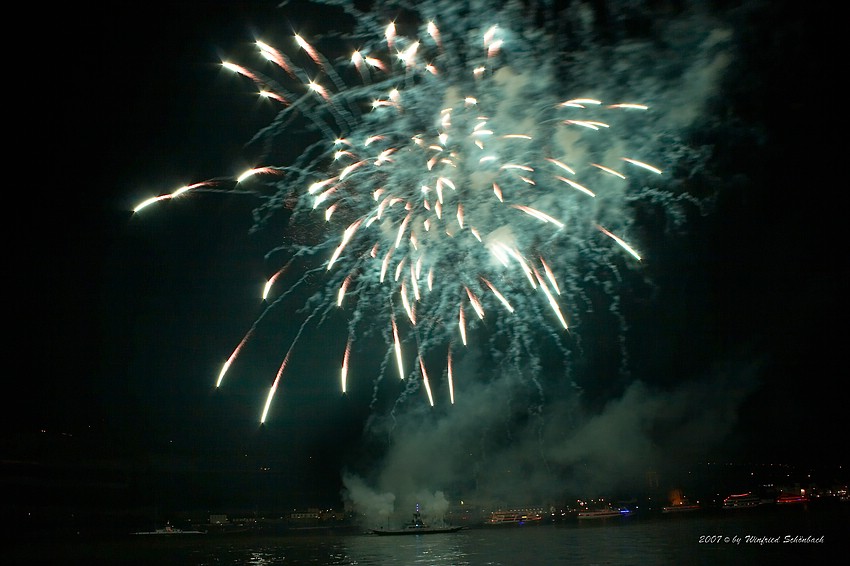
left=134, top=0, right=679, bottom=424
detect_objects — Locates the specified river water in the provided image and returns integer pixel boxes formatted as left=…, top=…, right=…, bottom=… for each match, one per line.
left=9, top=504, right=846, bottom=565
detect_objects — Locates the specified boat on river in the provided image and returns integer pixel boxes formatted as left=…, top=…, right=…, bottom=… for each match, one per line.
left=484, top=509, right=544, bottom=526
left=662, top=502, right=702, bottom=513
left=722, top=492, right=763, bottom=509
left=371, top=509, right=464, bottom=536
left=132, top=524, right=205, bottom=535
left=662, top=496, right=702, bottom=514
left=577, top=507, right=631, bottom=520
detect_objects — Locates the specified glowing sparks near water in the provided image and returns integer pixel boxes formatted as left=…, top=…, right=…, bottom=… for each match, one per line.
left=134, top=0, right=671, bottom=421
left=260, top=349, right=291, bottom=424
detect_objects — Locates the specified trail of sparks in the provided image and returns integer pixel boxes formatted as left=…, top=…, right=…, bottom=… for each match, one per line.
left=418, top=357, right=435, bottom=407
left=263, top=264, right=290, bottom=300
left=133, top=181, right=217, bottom=213
left=447, top=347, right=455, bottom=405
left=216, top=329, right=254, bottom=388
left=392, top=319, right=404, bottom=380
left=341, top=338, right=352, bottom=393
left=596, top=225, right=642, bottom=261
left=260, top=349, right=291, bottom=424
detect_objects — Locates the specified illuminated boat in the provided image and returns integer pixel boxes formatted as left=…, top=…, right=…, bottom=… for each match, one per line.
left=661, top=502, right=702, bottom=513
left=662, top=496, right=701, bottom=513
left=776, top=493, right=809, bottom=504
left=485, top=509, right=544, bottom=526
left=577, top=507, right=631, bottom=519
left=371, top=509, right=464, bottom=536
left=722, top=493, right=762, bottom=509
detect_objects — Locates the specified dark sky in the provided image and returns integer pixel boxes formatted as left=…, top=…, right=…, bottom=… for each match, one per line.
left=12, top=0, right=847, bottom=519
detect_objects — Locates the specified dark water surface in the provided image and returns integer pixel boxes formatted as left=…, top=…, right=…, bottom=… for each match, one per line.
left=8, top=505, right=846, bottom=565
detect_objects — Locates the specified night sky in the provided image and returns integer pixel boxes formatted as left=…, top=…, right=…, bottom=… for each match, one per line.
left=11, top=0, right=847, bottom=524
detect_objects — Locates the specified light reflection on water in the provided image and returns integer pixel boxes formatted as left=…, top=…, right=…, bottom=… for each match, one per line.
left=14, top=507, right=846, bottom=565
left=165, top=514, right=841, bottom=566
left=346, top=531, right=470, bottom=565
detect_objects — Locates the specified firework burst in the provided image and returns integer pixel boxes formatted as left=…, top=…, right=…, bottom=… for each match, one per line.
left=134, top=0, right=672, bottom=423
